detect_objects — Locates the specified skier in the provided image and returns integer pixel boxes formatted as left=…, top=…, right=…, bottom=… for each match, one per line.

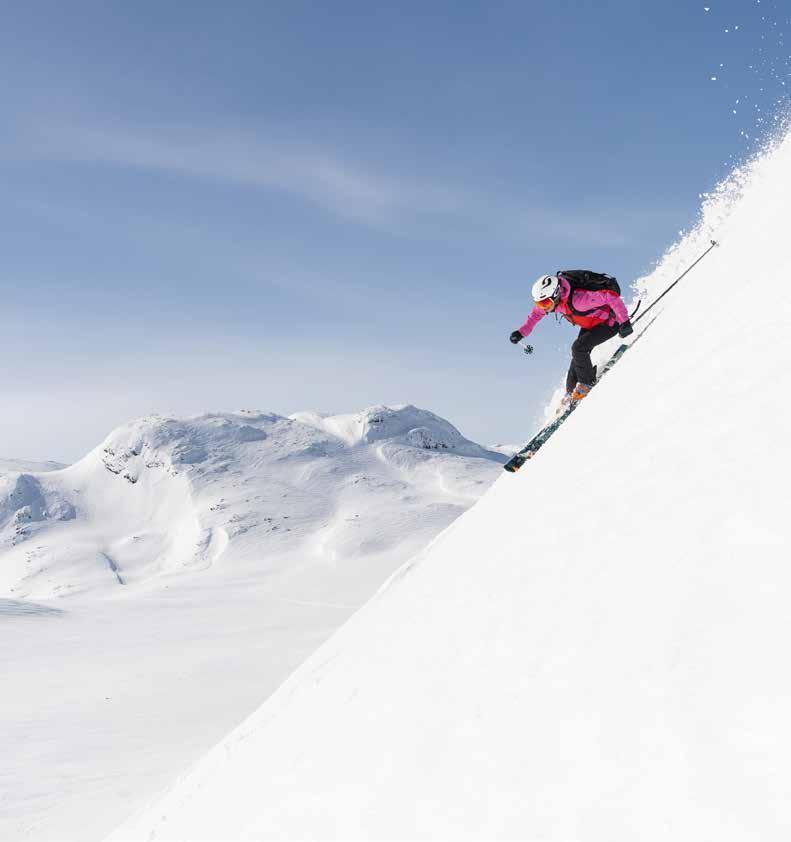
left=509, top=272, right=633, bottom=403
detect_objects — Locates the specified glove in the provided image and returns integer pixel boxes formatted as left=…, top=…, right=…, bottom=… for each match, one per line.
left=618, top=320, right=634, bottom=338
left=509, top=330, right=523, bottom=344
left=523, top=344, right=534, bottom=355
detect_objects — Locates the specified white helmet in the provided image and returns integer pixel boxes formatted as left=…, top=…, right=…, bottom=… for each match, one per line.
left=532, top=274, right=560, bottom=303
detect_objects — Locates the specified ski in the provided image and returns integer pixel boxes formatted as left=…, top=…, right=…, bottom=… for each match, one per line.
left=503, top=317, right=657, bottom=473
left=502, top=402, right=577, bottom=473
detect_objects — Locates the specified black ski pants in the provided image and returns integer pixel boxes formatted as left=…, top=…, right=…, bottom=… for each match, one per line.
left=565, top=323, right=620, bottom=393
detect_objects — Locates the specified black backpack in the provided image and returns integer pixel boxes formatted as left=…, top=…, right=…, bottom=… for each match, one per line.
left=558, top=269, right=621, bottom=296
left=557, top=270, right=621, bottom=319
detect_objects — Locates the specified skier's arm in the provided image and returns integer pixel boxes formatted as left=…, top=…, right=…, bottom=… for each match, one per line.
left=610, top=294, right=630, bottom=326
left=516, top=306, right=547, bottom=339
left=609, top=294, right=634, bottom=337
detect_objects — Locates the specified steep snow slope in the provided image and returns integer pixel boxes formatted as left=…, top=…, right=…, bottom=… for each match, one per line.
left=111, top=134, right=791, bottom=842
left=2, top=405, right=503, bottom=842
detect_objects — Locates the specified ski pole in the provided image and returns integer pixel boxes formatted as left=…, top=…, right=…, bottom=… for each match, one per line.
left=633, top=239, right=719, bottom=326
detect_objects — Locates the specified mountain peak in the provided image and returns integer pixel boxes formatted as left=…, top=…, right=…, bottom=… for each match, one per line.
left=289, top=403, right=487, bottom=455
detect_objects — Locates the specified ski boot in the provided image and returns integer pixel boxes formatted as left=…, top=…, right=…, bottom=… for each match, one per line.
left=570, top=382, right=593, bottom=403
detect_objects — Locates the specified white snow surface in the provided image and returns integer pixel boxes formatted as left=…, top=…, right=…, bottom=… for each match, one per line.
left=1, top=404, right=503, bottom=841
left=110, top=132, right=791, bottom=842
left=0, top=458, right=66, bottom=474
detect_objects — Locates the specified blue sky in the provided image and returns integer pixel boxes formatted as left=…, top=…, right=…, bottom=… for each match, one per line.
left=1, top=0, right=788, bottom=460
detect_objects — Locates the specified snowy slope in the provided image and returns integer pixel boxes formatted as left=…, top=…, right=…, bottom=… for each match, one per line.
left=2, top=405, right=503, bottom=842
left=0, top=458, right=66, bottom=474
left=110, top=133, right=791, bottom=842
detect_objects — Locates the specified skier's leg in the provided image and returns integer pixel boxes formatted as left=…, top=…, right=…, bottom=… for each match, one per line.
left=570, top=330, right=596, bottom=386
left=566, top=328, right=588, bottom=390
left=565, top=361, right=577, bottom=394
left=570, top=324, right=619, bottom=386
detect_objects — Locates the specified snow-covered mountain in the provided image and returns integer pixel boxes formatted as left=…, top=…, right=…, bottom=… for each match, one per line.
left=0, top=457, right=66, bottom=474
left=2, top=404, right=503, bottom=842
left=1, top=404, right=502, bottom=599
left=108, top=134, right=791, bottom=841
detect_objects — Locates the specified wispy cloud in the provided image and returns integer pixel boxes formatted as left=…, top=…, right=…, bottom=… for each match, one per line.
left=22, top=123, right=466, bottom=229
left=12, top=120, right=681, bottom=247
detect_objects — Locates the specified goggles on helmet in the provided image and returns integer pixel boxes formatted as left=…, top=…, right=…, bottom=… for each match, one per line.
left=535, top=296, right=557, bottom=312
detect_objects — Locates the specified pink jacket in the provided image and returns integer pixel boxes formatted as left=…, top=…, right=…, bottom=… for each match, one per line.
left=518, top=277, right=629, bottom=338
